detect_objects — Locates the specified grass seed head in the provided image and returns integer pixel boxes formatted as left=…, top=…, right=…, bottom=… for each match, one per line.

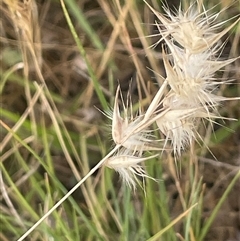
left=105, top=149, right=158, bottom=189
left=156, top=107, right=199, bottom=155
left=112, top=85, right=162, bottom=153
left=108, top=1, right=239, bottom=185
left=150, top=2, right=239, bottom=54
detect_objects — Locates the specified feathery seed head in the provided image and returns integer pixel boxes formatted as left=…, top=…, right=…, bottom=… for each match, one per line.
left=105, top=149, right=158, bottom=189
left=106, top=1, right=239, bottom=187
left=112, top=85, right=163, bottom=153
left=155, top=107, right=199, bottom=155
left=161, top=42, right=237, bottom=110
left=162, top=49, right=211, bottom=108
left=151, top=3, right=239, bottom=54
left=112, top=85, right=128, bottom=145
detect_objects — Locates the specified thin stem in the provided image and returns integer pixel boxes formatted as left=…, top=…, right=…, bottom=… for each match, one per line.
left=17, top=145, right=120, bottom=241
left=198, top=169, right=240, bottom=241
left=59, top=0, right=108, bottom=110
left=146, top=203, right=198, bottom=241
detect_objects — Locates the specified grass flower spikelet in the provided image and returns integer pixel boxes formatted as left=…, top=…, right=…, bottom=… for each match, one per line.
left=106, top=1, right=239, bottom=187
left=112, top=85, right=162, bottom=152
left=105, top=149, right=158, bottom=189
left=144, top=1, right=240, bottom=155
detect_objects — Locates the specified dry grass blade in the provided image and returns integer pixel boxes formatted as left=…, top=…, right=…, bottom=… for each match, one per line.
left=1, top=0, right=239, bottom=240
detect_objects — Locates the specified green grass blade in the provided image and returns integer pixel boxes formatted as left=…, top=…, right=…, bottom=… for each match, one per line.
left=64, top=0, right=104, bottom=50
left=146, top=203, right=198, bottom=241
left=59, top=0, right=108, bottom=110
left=198, top=170, right=240, bottom=241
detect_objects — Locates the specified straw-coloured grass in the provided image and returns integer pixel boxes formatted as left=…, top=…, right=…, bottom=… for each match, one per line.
left=1, top=0, right=239, bottom=240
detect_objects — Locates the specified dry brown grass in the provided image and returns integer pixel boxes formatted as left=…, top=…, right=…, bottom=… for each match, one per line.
left=1, top=0, right=240, bottom=240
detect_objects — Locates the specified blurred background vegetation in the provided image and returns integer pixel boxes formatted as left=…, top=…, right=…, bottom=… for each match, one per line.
left=1, top=0, right=240, bottom=240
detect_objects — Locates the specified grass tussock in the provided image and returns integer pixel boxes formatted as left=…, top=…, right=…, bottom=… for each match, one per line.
left=1, top=0, right=240, bottom=241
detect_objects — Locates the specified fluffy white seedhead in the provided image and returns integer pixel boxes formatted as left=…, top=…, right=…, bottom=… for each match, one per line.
left=104, top=2, right=239, bottom=188
left=161, top=41, right=237, bottom=110
left=155, top=107, right=199, bottom=156
left=105, top=149, right=158, bottom=189
left=145, top=0, right=240, bottom=54
left=112, top=85, right=162, bottom=153
left=146, top=2, right=239, bottom=157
